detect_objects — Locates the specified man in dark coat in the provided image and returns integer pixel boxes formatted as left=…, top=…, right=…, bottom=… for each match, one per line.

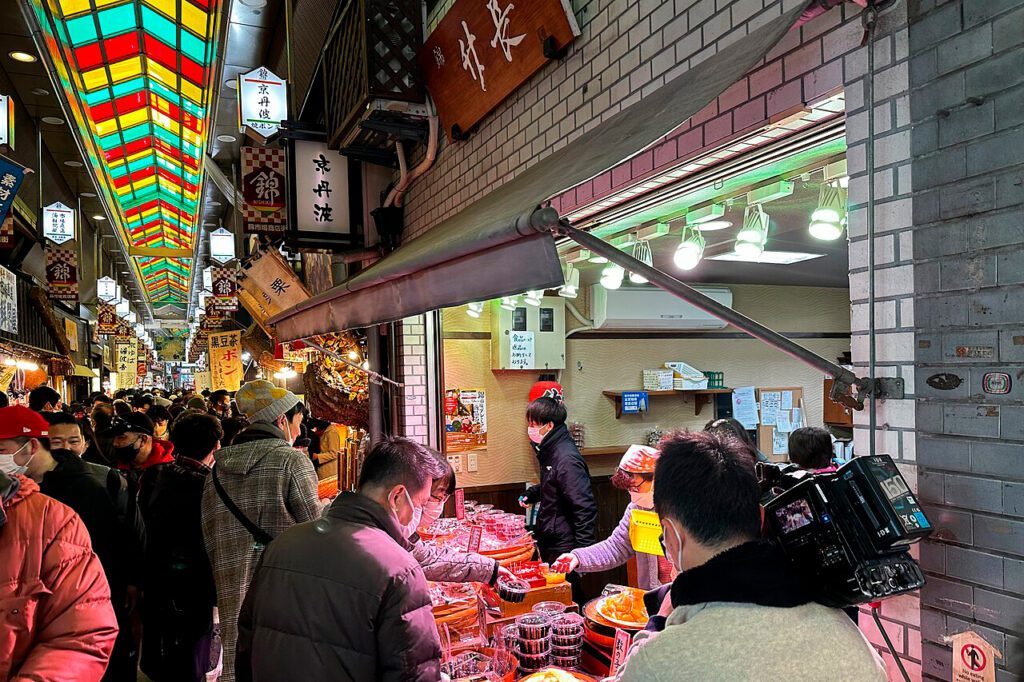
left=236, top=437, right=443, bottom=682
left=141, top=411, right=222, bottom=682
left=521, top=397, right=597, bottom=603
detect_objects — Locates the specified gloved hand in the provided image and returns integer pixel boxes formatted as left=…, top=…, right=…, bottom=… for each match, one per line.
left=552, top=552, right=579, bottom=574
left=518, top=495, right=530, bottom=509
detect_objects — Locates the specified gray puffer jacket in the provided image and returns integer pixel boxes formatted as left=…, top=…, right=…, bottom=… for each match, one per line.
left=411, top=536, right=499, bottom=584
left=236, top=492, right=441, bottom=682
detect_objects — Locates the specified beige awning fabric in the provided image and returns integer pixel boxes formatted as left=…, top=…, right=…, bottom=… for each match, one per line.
left=269, top=3, right=806, bottom=341
left=73, top=364, right=97, bottom=378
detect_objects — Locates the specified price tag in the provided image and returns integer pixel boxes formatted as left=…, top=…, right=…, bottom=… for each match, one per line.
left=609, top=628, right=633, bottom=675
left=454, top=488, right=465, bottom=520
left=467, top=524, right=483, bottom=553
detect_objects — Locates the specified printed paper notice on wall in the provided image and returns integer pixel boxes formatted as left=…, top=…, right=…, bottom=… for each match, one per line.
left=760, top=391, right=781, bottom=426
left=772, top=430, right=789, bottom=455
left=444, top=388, right=487, bottom=452
left=509, top=331, right=535, bottom=369
left=732, top=386, right=759, bottom=430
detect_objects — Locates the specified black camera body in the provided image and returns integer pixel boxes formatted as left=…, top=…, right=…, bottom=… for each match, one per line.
left=759, top=454, right=932, bottom=608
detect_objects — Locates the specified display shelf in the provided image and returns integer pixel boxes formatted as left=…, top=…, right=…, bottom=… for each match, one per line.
left=601, top=389, right=733, bottom=419
left=580, top=445, right=631, bottom=457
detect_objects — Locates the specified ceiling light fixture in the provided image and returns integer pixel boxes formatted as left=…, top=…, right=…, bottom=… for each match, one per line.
left=523, top=290, right=543, bottom=306
left=588, top=253, right=608, bottom=264
left=8, top=51, right=37, bottom=63
left=673, top=224, right=706, bottom=271
left=30, top=88, right=49, bottom=96
left=686, top=203, right=726, bottom=224
left=466, top=301, right=484, bottom=318
left=809, top=183, right=847, bottom=241
left=41, top=116, right=64, bottom=125
left=91, top=214, right=105, bottom=221
left=63, top=160, right=83, bottom=168
left=499, top=295, right=518, bottom=311
left=80, top=192, right=96, bottom=198
left=225, top=79, right=238, bottom=90
left=735, top=204, right=769, bottom=259
left=629, top=240, right=652, bottom=284
left=709, top=251, right=825, bottom=264
left=216, top=134, right=237, bottom=143
left=695, top=219, right=733, bottom=232
left=600, top=264, right=624, bottom=290
left=558, top=263, right=580, bottom=298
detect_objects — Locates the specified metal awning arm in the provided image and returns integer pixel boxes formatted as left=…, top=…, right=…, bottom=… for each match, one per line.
left=550, top=218, right=896, bottom=410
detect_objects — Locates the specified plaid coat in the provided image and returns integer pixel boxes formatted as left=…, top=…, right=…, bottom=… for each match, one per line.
left=201, top=423, right=319, bottom=682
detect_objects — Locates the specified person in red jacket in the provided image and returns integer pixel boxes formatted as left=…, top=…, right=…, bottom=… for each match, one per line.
left=0, top=469, right=118, bottom=681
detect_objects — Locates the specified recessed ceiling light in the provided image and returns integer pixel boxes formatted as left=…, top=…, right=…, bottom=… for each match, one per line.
left=63, top=160, right=83, bottom=168
left=208, top=201, right=222, bottom=207
left=238, top=0, right=268, bottom=6
left=41, top=116, right=65, bottom=125
left=225, top=79, right=237, bottom=90
left=31, top=88, right=49, bottom=96
left=216, top=134, right=237, bottom=143
left=696, top=220, right=733, bottom=232
left=80, top=192, right=96, bottom=198
left=708, top=251, right=826, bottom=265
left=91, top=214, right=105, bottom=221
left=8, top=51, right=37, bottom=63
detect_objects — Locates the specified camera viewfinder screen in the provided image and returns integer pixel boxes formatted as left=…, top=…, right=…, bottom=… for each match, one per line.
left=775, top=498, right=815, bottom=534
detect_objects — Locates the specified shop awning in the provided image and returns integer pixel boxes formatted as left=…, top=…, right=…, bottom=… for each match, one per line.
left=73, top=364, right=98, bottom=378
left=269, top=3, right=806, bottom=341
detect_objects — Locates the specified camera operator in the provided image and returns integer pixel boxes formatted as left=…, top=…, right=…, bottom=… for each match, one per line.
left=616, top=431, right=885, bottom=682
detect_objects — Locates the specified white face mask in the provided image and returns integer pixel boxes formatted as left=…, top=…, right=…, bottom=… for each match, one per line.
left=395, top=487, right=423, bottom=539
left=664, top=518, right=685, bottom=572
left=0, top=441, right=32, bottom=477
left=420, top=498, right=445, bottom=529
left=629, top=489, right=654, bottom=509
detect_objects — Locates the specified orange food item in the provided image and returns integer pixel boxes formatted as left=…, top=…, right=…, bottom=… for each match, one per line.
left=596, top=588, right=648, bottom=625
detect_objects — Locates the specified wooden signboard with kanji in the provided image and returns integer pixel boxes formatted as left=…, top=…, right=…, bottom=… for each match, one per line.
left=418, top=0, right=580, bottom=139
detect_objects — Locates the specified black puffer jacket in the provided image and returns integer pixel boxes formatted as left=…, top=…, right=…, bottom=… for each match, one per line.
left=524, top=423, right=598, bottom=557
left=236, top=492, right=440, bottom=682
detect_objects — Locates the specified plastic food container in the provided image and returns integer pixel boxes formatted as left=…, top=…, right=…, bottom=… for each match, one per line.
left=516, top=635, right=551, bottom=655
left=551, top=632, right=583, bottom=648
left=516, top=613, right=552, bottom=640
left=497, top=577, right=530, bottom=603
left=516, top=651, right=550, bottom=672
left=532, top=601, right=567, bottom=616
left=499, top=623, right=519, bottom=649
left=549, top=613, right=584, bottom=636
left=551, top=654, right=582, bottom=669
left=551, top=642, right=583, bottom=657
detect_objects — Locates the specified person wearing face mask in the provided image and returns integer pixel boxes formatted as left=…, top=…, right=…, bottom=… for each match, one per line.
left=102, top=412, right=176, bottom=521
left=2, top=406, right=145, bottom=681
left=552, top=445, right=671, bottom=591
left=200, top=380, right=319, bottom=682
left=406, top=454, right=516, bottom=585
left=147, top=405, right=172, bottom=440
left=613, top=431, right=886, bottom=682
left=236, top=437, right=442, bottom=682
left=518, top=397, right=597, bottom=604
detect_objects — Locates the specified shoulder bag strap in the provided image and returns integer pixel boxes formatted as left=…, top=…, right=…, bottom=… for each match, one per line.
left=212, top=466, right=274, bottom=546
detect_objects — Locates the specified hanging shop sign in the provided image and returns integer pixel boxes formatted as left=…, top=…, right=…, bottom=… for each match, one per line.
left=115, top=339, right=137, bottom=390
left=212, top=265, right=239, bottom=311
left=64, top=318, right=78, bottom=352
left=97, top=302, right=117, bottom=335
left=209, top=330, right=243, bottom=392
left=45, top=246, right=78, bottom=302
left=194, top=370, right=211, bottom=393
left=42, top=201, right=75, bottom=245
left=0, top=212, right=13, bottom=249
left=237, top=66, right=287, bottom=143
left=238, top=247, right=312, bottom=325
left=0, top=365, right=15, bottom=393
left=96, top=276, right=117, bottom=301
left=209, top=227, right=236, bottom=264
left=444, top=388, right=487, bottom=452
left=0, top=156, right=28, bottom=221
left=418, top=0, right=581, bottom=139
left=285, top=138, right=354, bottom=248
left=241, top=146, right=288, bottom=234
left=0, top=265, right=16, bottom=334
left=0, top=94, right=12, bottom=147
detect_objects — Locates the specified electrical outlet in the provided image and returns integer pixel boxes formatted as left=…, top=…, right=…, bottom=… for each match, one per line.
left=447, top=454, right=463, bottom=474
left=467, top=453, right=479, bottom=472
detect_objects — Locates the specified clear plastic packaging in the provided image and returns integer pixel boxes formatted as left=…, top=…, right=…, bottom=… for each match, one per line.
left=548, top=612, right=584, bottom=636
left=532, top=601, right=567, bottom=616
left=516, top=612, right=552, bottom=640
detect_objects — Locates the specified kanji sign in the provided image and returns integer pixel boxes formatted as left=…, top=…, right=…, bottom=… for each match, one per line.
left=212, top=265, right=239, bottom=311
left=0, top=212, right=13, bottom=249
left=0, top=266, right=16, bottom=334
left=291, top=140, right=349, bottom=235
left=418, top=0, right=580, bottom=138
left=237, top=66, right=287, bottom=143
left=241, top=146, right=288, bottom=234
left=97, top=302, right=117, bottom=335
left=42, top=201, right=75, bottom=245
left=0, top=94, right=12, bottom=147
left=209, top=227, right=235, bottom=263
left=45, top=247, right=78, bottom=302
left=209, top=330, right=243, bottom=392
left=0, top=156, right=28, bottom=223
left=237, top=247, right=311, bottom=325
left=115, top=339, right=138, bottom=390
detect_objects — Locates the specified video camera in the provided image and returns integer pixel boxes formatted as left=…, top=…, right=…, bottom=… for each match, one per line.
left=757, top=454, right=932, bottom=608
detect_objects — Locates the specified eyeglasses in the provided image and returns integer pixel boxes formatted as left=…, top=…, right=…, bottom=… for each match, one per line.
left=429, top=493, right=449, bottom=505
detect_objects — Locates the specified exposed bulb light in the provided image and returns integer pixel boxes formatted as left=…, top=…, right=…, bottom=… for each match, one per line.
left=347, top=350, right=360, bottom=360
left=523, top=290, right=543, bottom=306
left=274, top=367, right=297, bottom=379
left=2, top=358, right=15, bottom=366
left=558, top=263, right=580, bottom=299
left=499, top=296, right=518, bottom=311
left=673, top=225, right=706, bottom=271
left=91, top=214, right=105, bottom=221
left=466, top=301, right=485, bottom=318
left=16, top=360, right=39, bottom=371
left=241, top=351, right=252, bottom=363
left=629, top=241, right=653, bottom=284
left=809, top=183, right=847, bottom=241
left=734, top=240, right=764, bottom=259
left=600, top=264, right=624, bottom=290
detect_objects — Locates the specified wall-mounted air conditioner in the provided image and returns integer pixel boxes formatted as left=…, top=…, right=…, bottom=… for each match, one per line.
left=591, top=285, right=733, bottom=330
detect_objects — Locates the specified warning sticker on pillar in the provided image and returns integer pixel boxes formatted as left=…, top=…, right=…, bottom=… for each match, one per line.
left=209, top=330, right=243, bottom=392
left=46, top=247, right=78, bottom=302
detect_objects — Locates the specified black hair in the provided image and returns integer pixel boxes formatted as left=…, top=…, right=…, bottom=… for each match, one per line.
left=93, top=394, right=113, bottom=405
left=148, top=405, right=172, bottom=423
left=14, top=435, right=51, bottom=451
left=788, top=427, right=833, bottom=470
left=284, top=401, right=307, bottom=420
left=0, top=392, right=10, bottom=408
left=133, top=394, right=154, bottom=409
left=92, top=403, right=115, bottom=431
left=28, top=385, right=61, bottom=412
left=43, top=411, right=81, bottom=429
left=113, top=400, right=132, bottom=417
left=526, top=397, right=567, bottom=427
left=170, top=411, right=224, bottom=461
left=358, top=437, right=444, bottom=494
left=704, top=418, right=759, bottom=462
left=201, top=389, right=211, bottom=397
left=210, top=389, right=230, bottom=404
left=431, top=451, right=458, bottom=496
left=654, top=430, right=761, bottom=546
left=220, top=416, right=249, bottom=446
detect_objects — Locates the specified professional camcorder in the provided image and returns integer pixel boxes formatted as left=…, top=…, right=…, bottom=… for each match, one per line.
left=757, top=454, right=931, bottom=608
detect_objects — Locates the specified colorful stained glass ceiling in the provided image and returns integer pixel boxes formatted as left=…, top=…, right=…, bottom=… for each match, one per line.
left=32, top=0, right=223, bottom=305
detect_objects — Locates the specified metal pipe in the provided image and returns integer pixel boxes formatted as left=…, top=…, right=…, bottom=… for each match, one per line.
left=864, top=4, right=879, bottom=455
left=284, top=0, right=295, bottom=114
left=367, top=325, right=383, bottom=445
left=558, top=221, right=861, bottom=390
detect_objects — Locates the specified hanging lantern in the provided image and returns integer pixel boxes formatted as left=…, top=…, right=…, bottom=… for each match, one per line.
left=209, top=228, right=235, bottom=264
left=97, top=276, right=117, bottom=301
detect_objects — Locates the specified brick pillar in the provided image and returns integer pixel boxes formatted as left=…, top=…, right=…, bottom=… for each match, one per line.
left=908, top=1, right=1024, bottom=680
left=397, top=316, right=430, bottom=444
left=845, top=4, right=924, bottom=678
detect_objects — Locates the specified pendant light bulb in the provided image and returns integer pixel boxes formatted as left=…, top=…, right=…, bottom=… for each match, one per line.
left=673, top=225, right=706, bottom=271
left=629, top=241, right=653, bottom=284
left=600, top=264, right=624, bottom=290
left=524, top=290, right=543, bottom=306
left=809, top=183, right=847, bottom=241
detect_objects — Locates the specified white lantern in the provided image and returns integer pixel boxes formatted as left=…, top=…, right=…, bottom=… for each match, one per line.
left=202, top=266, right=213, bottom=292
left=115, top=298, right=130, bottom=316
left=97, top=276, right=117, bottom=301
left=209, top=228, right=235, bottom=264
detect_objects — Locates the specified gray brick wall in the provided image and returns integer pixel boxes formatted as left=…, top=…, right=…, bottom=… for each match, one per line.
left=909, top=1, right=1024, bottom=680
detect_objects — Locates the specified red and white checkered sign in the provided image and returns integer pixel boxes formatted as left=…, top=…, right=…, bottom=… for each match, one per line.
left=212, top=265, right=239, bottom=311
left=241, top=146, right=287, bottom=235
left=46, top=246, right=78, bottom=302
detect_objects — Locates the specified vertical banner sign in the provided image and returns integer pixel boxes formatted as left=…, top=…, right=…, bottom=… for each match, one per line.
left=42, top=201, right=75, bottom=244
left=292, top=140, right=349, bottom=235
left=237, top=248, right=312, bottom=323
left=194, top=370, right=211, bottom=393
left=64, top=318, right=78, bottom=352
left=209, top=330, right=243, bottom=392
left=97, top=302, right=117, bottom=335
left=115, top=340, right=137, bottom=390
left=609, top=629, right=633, bottom=675
left=0, top=156, right=28, bottom=220
left=0, top=265, right=16, bottom=334
left=0, top=94, right=12, bottom=147
left=45, top=247, right=78, bottom=302
left=237, top=66, right=287, bottom=143
left=454, top=489, right=466, bottom=520
left=212, top=265, right=239, bottom=311
left=0, top=212, right=13, bottom=249
left=241, top=146, right=287, bottom=234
